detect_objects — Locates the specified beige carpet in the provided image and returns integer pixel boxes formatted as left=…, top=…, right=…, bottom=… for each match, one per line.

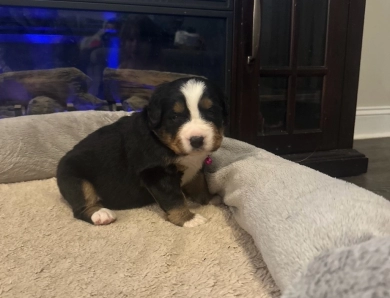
left=0, top=178, right=279, bottom=298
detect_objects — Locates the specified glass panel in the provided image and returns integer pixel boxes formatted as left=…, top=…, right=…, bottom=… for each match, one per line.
left=0, top=6, right=226, bottom=118
left=259, top=0, right=291, bottom=67
left=76, top=0, right=227, bottom=4
left=295, top=76, right=323, bottom=130
left=297, top=0, right=328, bottom=66
left=259, top=77, right=289, bottom=134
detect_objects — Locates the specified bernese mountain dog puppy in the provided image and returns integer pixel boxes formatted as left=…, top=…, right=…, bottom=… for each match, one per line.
left=56, top=77, right=227, bottom=228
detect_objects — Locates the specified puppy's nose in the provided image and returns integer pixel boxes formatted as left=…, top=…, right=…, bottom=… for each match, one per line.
left=190, top=136, right=204, bottom=149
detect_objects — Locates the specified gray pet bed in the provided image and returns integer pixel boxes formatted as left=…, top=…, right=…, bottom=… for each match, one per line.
left=206, top=137, right=390, bottom=297
left=1, top=111, right=390, bottom=297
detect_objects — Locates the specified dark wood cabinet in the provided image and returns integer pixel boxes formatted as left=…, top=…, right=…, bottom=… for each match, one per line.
left=231, top=0, right=368, bottom=176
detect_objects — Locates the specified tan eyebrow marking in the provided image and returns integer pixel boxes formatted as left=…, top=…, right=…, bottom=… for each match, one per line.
left=173, top=101, right=185, bottom=113
left=199, top=97, right=213, bottom=109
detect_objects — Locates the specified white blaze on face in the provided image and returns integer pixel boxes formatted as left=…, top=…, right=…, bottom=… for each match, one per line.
left=179, top=79, right=214, bottom=154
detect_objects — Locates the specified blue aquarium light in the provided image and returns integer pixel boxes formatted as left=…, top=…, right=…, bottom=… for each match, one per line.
left=0, top=34, right=79, bottom=44
left=107, top=37, right=120, bottom=68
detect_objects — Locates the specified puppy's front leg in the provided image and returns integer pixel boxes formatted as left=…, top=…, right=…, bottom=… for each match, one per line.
left=140, top=166, right=207, bottom=227
left=183, top=171, right=214, bottom=205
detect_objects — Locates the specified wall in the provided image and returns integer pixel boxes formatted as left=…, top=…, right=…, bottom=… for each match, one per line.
left=354, top=0, right=390, bottom=139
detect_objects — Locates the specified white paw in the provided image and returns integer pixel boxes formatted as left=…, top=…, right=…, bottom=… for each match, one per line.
left=210, top=195, right=223, bottom=206
left=91, top=208, right=117, bottom=225
left=183, top=214, right=207, bottom=228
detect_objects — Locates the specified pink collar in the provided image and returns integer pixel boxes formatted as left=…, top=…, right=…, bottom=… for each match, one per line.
left=204, top=155, right=213, bottom=165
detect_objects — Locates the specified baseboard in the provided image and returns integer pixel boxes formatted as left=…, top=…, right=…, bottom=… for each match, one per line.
left=354, top=106, right=390, bottom=139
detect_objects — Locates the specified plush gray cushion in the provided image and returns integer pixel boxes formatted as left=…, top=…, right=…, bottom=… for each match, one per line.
left=281, top=236, right=390, bottom=298
left=0, top=111, right=131, bottom=183
left=206, top=138, right=390, bottom=292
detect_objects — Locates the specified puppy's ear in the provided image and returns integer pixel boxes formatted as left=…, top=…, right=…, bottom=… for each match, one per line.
left=146, top=99, right=161, bottom=129
left=147, top=83, right=168, bottom=129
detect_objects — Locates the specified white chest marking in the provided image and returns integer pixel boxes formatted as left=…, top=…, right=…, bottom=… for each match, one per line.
left=178, top=153, right=208, bottom=186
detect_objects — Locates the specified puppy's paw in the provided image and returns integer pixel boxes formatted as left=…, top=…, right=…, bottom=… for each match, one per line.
left=183, top=214, right=207, bottom=228
left=210, top=195, right=223, bottom=206
left=91, top=208, right=117, bottom=225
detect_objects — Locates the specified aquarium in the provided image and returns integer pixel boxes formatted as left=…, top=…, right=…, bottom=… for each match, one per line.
left=0, top=4, right=229, bottom=118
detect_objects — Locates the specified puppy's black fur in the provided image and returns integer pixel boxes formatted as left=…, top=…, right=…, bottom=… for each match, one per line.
left=57, top=77, right=227, bottom=226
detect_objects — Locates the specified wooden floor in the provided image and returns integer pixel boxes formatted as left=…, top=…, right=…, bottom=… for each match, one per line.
left=343, top=137, right=390, bottom=200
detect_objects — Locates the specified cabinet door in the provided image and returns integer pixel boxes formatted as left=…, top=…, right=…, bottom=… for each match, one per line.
left=233, top=0, right=349, bottom=154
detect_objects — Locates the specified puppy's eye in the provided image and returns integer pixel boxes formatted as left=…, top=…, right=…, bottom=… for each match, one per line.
left=204, top=109, right=215, bottom=118
left=169, top=114, right=179, bottom=121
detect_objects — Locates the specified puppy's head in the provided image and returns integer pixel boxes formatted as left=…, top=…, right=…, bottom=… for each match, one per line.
left=147, top=77, right=227, bottom=156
